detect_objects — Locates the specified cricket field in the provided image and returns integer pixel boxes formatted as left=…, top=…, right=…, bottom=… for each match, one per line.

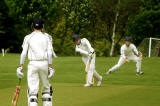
left=0, top=54, right=160, bottom=106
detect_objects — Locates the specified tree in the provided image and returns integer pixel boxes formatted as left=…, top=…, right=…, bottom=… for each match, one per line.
left=125, top=0, right=160, bottom=45
left=2, top=0, right=149, bottom=56
left=126, top=10, right=160, bottom=44
left=4, top=0, right=59, bottom=52
left=55, top=0, right=94, bottom=53
left=0, top=0, right=14, bottom=50
left=93, top=0, right=142, bottom=56
left=62, top=0, right=94, bottom=34
left=110, top=0, right=120, bottom=56
left=13, top=0, right=58, bottom=26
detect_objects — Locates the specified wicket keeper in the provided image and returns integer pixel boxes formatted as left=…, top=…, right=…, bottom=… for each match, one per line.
left=106, top=37, right=143, bottom=75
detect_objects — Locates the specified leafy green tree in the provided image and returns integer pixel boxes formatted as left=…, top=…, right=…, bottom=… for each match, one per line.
left=0, top=0, right=14, bottom=49
left=13, top=0, right=58, bottom=26
left=141, top=0, right=160, bottom=10
left=125, top=0, right=160, bottom=45
left=2, top=0, right=152, bottom=56
left=4, top=0, right=60, bottom=52
left=92, top=0, right=142, bottom=56
left=53, top=0, right=94, bottom=54
left=126, top=10, right=160, bottom=44
left=62, top=0, right=94, bottom=34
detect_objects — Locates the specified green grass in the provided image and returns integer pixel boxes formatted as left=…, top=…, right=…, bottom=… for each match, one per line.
left=0, top=53, right=160, bottom=106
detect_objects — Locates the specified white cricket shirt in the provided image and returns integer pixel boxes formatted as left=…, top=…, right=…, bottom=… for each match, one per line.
left=21, top=31, right=53, bottom=62
left=75, top=38, right=94, bottom=57
left=121, top=44, right=139, bottom=58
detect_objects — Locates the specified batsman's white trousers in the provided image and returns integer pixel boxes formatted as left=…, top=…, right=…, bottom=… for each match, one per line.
left=109, top=55, right=142, bottom=72
left=27, top=61, right=50, bottom=95
left=82, top=54, right=101, bottom=84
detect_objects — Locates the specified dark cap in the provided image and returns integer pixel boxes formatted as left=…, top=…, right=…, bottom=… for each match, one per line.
left=124, top=37, right=131, bottom=42
left=32, top=18, right=44, bottom=30
left=72, top=34, right=80, bottom=42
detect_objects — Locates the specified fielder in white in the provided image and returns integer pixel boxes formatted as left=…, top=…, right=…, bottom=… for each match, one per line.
left=72, top=34, right=102, bottom=87
left=106, top=37, right=144, bottom=75
left=16, top=18, right=55, bottom=106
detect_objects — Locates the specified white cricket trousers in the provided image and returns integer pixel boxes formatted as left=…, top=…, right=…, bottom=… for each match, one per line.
left=82, top=54, right=102, bottom=84
left=109, top=55, right=142, bottom=72
left=28, top=61, right=50, bottom=95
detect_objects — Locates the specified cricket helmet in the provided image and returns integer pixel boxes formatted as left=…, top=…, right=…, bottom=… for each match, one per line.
left=72, top=34, right=80, bottom=42
left=32, top=18, right=44, bottom=30
left=124, top=37, right=131, bottom=42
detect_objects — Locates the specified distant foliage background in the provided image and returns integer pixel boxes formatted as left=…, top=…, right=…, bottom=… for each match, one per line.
left=0, top=0, right=160, bottom=56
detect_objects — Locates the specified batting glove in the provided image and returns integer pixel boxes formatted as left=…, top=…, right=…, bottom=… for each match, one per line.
left=16, top=67, right=24, bottom=78
left=138, top=52, right=142, bottom=57
left=125, top=57, right=129, bottom=62
left=88, top=52, right=94, bottom=59
left=48, top=67, right=55, bottom=78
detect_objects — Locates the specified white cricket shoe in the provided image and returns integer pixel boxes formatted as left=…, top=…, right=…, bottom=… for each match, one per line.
left=84, top=83, right=92, bottom=87
left=97, top=76, right=103, bottom=86
left=136, top=71, right=144, bottom=75
left=106, top=70, right=112, bottom=74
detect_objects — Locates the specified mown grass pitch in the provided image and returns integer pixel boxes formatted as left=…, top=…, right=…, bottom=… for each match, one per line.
left=0, top=54, right=160, bottom=106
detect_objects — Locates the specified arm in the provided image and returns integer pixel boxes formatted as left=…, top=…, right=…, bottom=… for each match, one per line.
left=132, top=44, right=142, bottom=56
left=20, top=49, right=27, bottom=67
left=121, top=47, right=129, bottom=61
left=132, top=44, right=139, bottom=56
left=47, top=37, right=55, bottom=78
left=52, top=49, right=57, bottom=58
left=20, top=37, right=29, bottom=67
left=47, top=38, right=53, bottom=67
left=47, top=34, right=57, bottom=58
left=120, top=46, right=126, bottom=58
left=76, top=46, right=89, bottom=56
left=17, top=36, right=28, bottom=78
left=84, top=38, right=94, bottom=53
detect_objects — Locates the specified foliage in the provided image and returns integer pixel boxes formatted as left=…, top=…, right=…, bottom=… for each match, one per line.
left=0, top=0, right=14, bottom=49
left=61, top=0, right=94, bottom=34
left=1, top=0, right=159, bottom=56
left=125, top=0, right=160, bottom=45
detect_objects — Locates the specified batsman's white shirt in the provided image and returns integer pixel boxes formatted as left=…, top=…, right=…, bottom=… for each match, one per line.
left=75, top=38, right=101, bottom=84
left=75, top=38, right=94, bottom=57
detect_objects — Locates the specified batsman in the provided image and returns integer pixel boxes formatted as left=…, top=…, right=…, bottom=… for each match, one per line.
left=16, top=18, right=55, bottom=106
left=72, top=34, right=102, bottom=87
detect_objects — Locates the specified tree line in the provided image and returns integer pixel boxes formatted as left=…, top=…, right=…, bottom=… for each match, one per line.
left=0, top=0, right=160, bottom=56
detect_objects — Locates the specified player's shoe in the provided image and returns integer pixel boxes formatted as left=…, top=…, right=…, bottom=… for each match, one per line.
left=97, top=76, right=102, bottom=86
left=84, top=83, right=92, bottom=87
left=106, top=70, right=112, bottom=74
left=136, top=72, right=144, bottom=75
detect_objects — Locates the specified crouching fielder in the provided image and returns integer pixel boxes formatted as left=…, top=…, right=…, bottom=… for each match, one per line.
left=106, top=37, right=143, bottom=75
left=16, top=18, right=55, bottom=106
left=72, top=34, right=102, bottom=87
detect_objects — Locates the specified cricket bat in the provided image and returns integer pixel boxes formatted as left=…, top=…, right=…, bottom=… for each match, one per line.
left=85, top=57, right=94, bottom=84
left=11, top=79, right=21, bottom=106
left=85, top=57, right=92, bottom=73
